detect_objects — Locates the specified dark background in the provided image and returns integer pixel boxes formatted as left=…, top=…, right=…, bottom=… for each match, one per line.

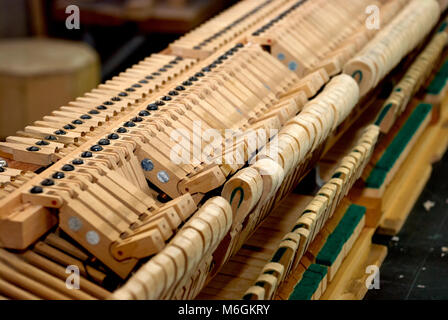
left=0, top=0, right=238, bottom=81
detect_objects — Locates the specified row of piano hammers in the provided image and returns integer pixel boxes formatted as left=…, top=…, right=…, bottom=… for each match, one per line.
left=111, top=74, right=369, bottom=299
left=242, top=125, right=379, bottom=300
left=0, top=43, right=314, bottom=280
left=0, top=0, right=420, bottom=300
left=0, top=61, right=359, bottom=295
left=171, top=0, right=408, bottom=78
left=376, top=30, right=448, bottom=133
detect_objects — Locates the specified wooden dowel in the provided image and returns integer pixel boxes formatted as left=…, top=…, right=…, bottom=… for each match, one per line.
left=0, top=249, right=95, bottom=300
left=0, top=258, right=70, bottom=300
left=33, top=241, right=107, bottom=284
left=20, top=250, right=110, bottom=300
left=45, top=233, right=90, bottom=262
left=0, top=278, right=40, bottom=300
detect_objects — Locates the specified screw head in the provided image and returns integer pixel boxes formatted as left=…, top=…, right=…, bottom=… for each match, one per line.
left=98, top=139, right=110, bottom=146
left=86, top=231, right=100, bottom=245
left=72, top=158, right=84, bottom=165
left=157, top=171, right=170, bottom=183
left=41, top=179, right=55, bottom=186
left=52, top=172, right=65, bottom=179
left=123, top=121, right=136, bottom=128
left=81, top=151, right=93, bottom=158
left=62, top=164, right=75, bottom=172
left=63, top=124, right=76, bottom=130
left=68, top=216, right=82, bottom=232
left=90, top=145, right=103, bottom=152
left=36, top=140, right=49, bottom=146
left=54, top=130, right=67, bottom=135
left=147, top=103, right=158, bottom=111
left=131, top=117, right=143, bottom=123
left=30, top=186, right=43, bottom=194
left=141, top=159, right=154, bottom=171
left=45, top=135, right=57, bottom=141
left=108, top=133, right=119, bottom=140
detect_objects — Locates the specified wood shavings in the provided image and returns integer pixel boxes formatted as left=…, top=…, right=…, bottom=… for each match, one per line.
left=423, top=200, right=435, bottom=212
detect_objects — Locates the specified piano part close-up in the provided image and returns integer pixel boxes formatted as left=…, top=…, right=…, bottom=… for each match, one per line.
left=1, top=0, right=448, bottom=301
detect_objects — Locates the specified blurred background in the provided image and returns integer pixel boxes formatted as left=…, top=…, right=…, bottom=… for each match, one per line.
left=0, top=0, right=238, bottom=138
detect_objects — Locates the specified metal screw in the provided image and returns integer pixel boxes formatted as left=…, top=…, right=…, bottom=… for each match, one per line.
left=0, top=159, right=7, bottom=168
left=86, top=231, right=100, bottom=245
left=157, top=171, right=170, bottom=183
left=68, top=216, right=82, bottom=232
left=141, top=158, right=154, bottom=171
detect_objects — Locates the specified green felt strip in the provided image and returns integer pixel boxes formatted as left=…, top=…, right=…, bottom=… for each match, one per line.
left=439, top=60, right=448, bottom=77
left=427, top=75, right=447, bottom=95
left=289, top=285, right=315, bottom=300
left=308, top=263, right=328, bottom=277
left=439, top=21, right=448, bottom=32
left=316, top=205, right=366, bottom=266
left=316, top=239, right=344, bottom=266
left=289, top=264, right=325, bottom=300
left=426, top=59, right=448, bottom=94
left=366, top=103, right=432, bottom=189
left=288, top=203, right=365, bottom=300
left=365, top=168, right=388, bottom=189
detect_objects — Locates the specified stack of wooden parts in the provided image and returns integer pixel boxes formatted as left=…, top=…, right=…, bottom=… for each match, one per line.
left=349, top=17, right=448, bottom=236
left=0, top=0, right=445, bottom=300
left=248, top=0, right=406, bottom=77
left=196, top=125, right=378, bottom=299
left=169, top=0, right=292, bottom=59
left=344, top=0, right=441, bottom=96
